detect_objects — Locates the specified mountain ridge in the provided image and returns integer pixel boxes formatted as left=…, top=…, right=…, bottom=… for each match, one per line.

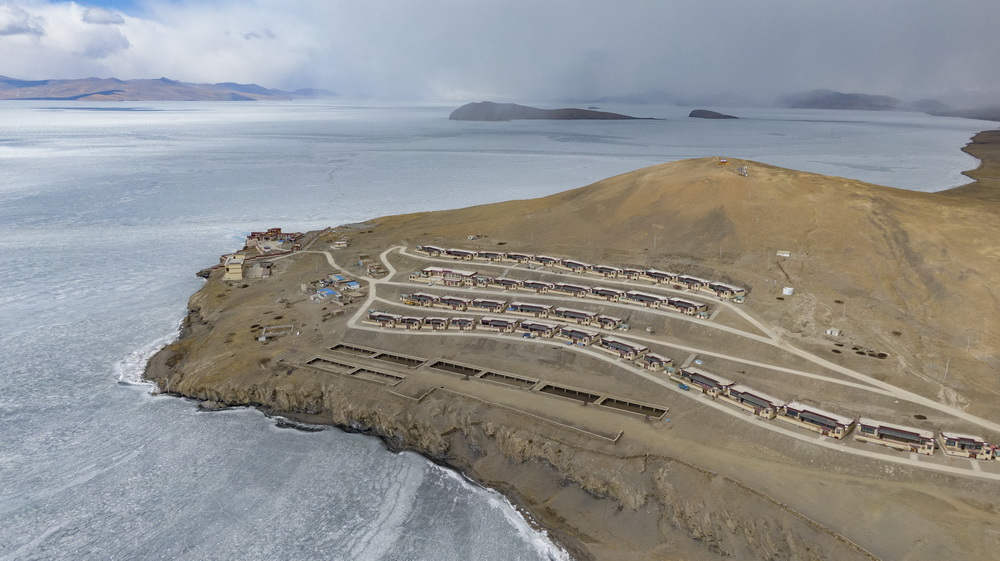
left=0, top=75, right=335, bottom=101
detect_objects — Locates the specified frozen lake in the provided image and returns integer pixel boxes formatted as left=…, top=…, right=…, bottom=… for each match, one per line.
left=0, top=100, right=991, bottom=560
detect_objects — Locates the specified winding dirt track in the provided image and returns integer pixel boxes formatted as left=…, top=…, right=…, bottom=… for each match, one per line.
left=298, top=246, right=1000, bottom=481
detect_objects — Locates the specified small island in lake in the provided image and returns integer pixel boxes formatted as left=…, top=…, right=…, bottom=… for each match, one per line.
left=689, top=109, right=738, bottom=119
left=449, top=101, right=643, bottom=121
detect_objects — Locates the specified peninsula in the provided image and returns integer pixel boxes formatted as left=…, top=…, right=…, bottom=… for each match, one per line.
left=449, top=101, right=642, bottom=121
left=146, top=135, right=1000, bottom=561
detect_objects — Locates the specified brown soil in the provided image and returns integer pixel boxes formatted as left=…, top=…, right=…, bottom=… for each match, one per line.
left=145, top=131, right=1000, bottom=561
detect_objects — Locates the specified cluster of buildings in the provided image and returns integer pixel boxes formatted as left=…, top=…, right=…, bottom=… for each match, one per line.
left=416, top=245, right=746, bottom=302
left=410, top=268, right=710, bottom=318
left=367, top=301, right=998, bottom=462
left=365, top=310, right=671, bottom=371
left=218, top=228, right=306, bottom=282
left=674, top=368, right=999, bottom=461
left=311, top=273, right=362, bottom=301
left=246, top=227, right=304, bottom=245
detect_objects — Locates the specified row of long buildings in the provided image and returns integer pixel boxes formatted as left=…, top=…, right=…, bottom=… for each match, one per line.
left=366, top=310, right=672, bottom=369
left=402, top=292, right=626, bottom=328
left=365, top=307, right=998, bottom=462
left=416, top=245, right=746, bottom=301
left=675, top=368, right=998, bottom=461
left=409, top=269, right=711, bottom=317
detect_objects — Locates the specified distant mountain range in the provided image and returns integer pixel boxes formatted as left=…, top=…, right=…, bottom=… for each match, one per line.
left=777, top=89, right=901, bottom=110
left=0, top=76, right=335, bottom=101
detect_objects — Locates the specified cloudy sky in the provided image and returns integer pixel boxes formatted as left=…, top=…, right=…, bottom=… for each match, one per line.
left=0, top=0, right=997, bottom=103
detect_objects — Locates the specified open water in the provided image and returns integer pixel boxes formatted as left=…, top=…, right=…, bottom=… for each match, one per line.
left=0, top=101, right=991, bottom=560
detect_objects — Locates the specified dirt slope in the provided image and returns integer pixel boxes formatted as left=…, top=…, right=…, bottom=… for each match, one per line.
left=376, top=153, right=1000, bottom=416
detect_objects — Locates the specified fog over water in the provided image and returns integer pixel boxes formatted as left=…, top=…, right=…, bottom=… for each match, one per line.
left=0, top=100, right=991, bottom=560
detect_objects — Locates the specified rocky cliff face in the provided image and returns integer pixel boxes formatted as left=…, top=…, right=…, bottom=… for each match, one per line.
left=146, top=306, right=877, bottom=561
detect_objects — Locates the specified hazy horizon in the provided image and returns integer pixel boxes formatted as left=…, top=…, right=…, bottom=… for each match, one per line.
left=1, top=1, right=999, bottom=106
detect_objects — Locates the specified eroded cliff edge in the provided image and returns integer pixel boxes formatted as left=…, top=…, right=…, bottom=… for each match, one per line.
left=145, top=266, right=877, bottom=561
left=144, top=145, right=1000, bottom=561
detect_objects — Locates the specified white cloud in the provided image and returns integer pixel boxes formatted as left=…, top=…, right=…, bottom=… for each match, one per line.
left=0, top=4, right=44, bottom=36
left=0, top=0, right=996, bottom=102
left=82, top=7, right=123, bottom=25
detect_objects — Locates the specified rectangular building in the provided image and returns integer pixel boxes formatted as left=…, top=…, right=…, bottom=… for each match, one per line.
left=557, top=326, right=601, bottom=345
left=855, top=418, right=935, bottom=454
left=552, top=282, right=590, bottom=297
left=401, top=292, right=438, bottom=306
left=522, top=280, right=555, bottom=293
left=480, top=316, right=518, bottom=332
left=779, top=402, right=855, bottom=439
left=507, top=302, right=552, bottom=317
left=445, top=248, right=476, bottom=260
left=437, top=296, right=471, bottom=310
left=723, top=384, right=785, bottom=419
left=553, top=307, right=597, bottom=324
left=643, top=268, right=677, bottom=284
left=677, top=275, right=710, bottom=289
left=419, top=266, right=478, bottom=286
left=598, top=336, right=649, bottom=359
left=223, top=254, right=245, bottom=282
left=638, top=353, right=671, bottom=372
left=668, top=298, right=709, bottom=316
left=532, top=255, right=559, bottom=266
left=492, top=277, right=523, bottom=290
left=368, top=311, right=402, bottom=327
left=448, top=317, right=475, bottom=331
left=503, top=252, right=532, bottom=263
left=442, top=269, right=478, bottom=287
left=423, top=316, right=449, bottom=330
left=417, top=245, right=444, bottom=256
left=473, top=274, right=495, bottom=287
left=596, top=315, right=623, bottom=329
left=518, top=320, right=559, bottom=338
left=680, top=367, right=734, bottom=397
left=591, top=286, right=625, bottom=301
left=626, top=290, right=665, bottom=307
left=708, top=282, right=747, bottom=300
left=939, top=432, right=994, bottom=460
left=593, top=265, right=623, bottom=278
left=476, top=250, right=504, bottom=262
left=470, top=298, right=507, bottom=312
left=399, top=316, right=424, bottom=330
left=622, top=267, right=643, bottom=280
left=559, top=259, right=591, bottom=272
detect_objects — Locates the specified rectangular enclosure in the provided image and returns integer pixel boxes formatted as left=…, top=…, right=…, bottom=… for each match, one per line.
left=351, top=369, right=405, bottom=384
left=429, top=360, right=481, bottom=376
left=538, top=384, right=601, bottom=403
left=305, top=357, right=356, bottom=373
left=330, top=344, right=378, bottom=357
left=480, top=371, right=538, bottom=388
left=599, top=398, right=667, bottom=418
left=373, top=352, right=425, bottom=368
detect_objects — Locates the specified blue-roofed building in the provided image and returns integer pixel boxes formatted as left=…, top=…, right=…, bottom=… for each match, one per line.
left=317, top=288, right=340, bottom=298
left=329, top=274, right=347, bottom=283
left=344, top=281, right=361, bottom=290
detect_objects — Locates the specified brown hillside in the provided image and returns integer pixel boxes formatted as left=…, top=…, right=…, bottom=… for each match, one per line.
left=376, top=155, right=1000, bottom=416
